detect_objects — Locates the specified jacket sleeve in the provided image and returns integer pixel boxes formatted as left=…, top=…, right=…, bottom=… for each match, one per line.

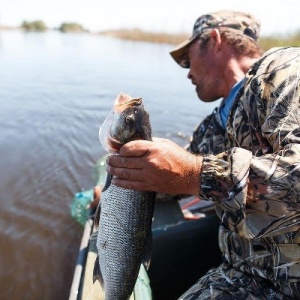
left=200, top=48, right=300, bottom=239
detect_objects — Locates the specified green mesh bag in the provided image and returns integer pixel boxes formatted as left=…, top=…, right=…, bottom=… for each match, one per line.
left=71, top=189, right=94, bottom=226
left=70, top=154, right=109, bottom=226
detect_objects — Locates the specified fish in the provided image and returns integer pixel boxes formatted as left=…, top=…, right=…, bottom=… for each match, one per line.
left=93, top=93, right=156, bottom=300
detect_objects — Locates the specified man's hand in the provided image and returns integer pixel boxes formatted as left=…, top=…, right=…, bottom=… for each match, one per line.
left=106, top=138, right=202, bottom=196
left=88, top=186, right=102, bottom=209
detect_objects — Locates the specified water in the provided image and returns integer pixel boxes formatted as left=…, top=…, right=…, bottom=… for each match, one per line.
left=0, top=30, right=219, bottom=299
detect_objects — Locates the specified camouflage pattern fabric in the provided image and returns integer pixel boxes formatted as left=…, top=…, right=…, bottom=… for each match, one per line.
left=191, top=10, right=260, bottom=41
left=182, top=47, right=300, bottom=299
left=170, top=10, right=261, bottom=68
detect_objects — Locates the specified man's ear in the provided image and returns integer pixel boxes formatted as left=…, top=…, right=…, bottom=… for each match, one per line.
left=209, top=29, right=222, bottom=53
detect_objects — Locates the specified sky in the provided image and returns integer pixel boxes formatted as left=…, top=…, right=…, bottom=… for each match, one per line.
left=1, top=0, right=300, bottom=36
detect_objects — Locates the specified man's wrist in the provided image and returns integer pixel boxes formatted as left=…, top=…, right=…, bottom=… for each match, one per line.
left=189, top=154, right=203, bottom=196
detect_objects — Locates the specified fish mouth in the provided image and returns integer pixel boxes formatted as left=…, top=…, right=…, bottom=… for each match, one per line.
left=113, top=93, right=142, bottom=112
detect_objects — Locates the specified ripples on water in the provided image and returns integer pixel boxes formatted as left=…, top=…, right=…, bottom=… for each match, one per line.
left=0, top=30, right=219, bottom=299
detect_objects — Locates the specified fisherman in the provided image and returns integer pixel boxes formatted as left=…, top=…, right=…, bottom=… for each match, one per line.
left=100, top=10, right=300, bottom=299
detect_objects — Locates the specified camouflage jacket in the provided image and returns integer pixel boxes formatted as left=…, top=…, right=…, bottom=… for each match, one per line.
left=188, top=47, right=300, bottom=298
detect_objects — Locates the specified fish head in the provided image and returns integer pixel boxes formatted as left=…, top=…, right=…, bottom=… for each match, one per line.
left=99, top=93, right=152, bottom=153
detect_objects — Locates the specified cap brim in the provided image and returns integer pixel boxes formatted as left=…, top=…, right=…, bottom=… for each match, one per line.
left=169, top=36, right=197, bottom=68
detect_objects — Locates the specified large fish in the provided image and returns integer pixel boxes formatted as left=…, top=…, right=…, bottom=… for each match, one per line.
left=93, top=93, right=156, bottom=300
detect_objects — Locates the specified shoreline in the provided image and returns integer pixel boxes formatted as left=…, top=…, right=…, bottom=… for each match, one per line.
left=0, top=26, right=299, bottom=49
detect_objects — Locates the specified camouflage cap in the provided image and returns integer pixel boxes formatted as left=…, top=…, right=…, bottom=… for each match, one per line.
left=170, top=10, right=261, bottom=68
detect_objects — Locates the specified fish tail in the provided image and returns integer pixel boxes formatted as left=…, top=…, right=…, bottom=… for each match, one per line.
left=93, top=256, right=104, bottom=288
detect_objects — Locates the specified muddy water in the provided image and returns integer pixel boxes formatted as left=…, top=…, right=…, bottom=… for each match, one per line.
left=0, top=30, right=218, bottom=299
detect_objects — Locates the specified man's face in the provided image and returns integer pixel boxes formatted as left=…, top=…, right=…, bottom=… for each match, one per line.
left=187, top=39, right=222, bottom=102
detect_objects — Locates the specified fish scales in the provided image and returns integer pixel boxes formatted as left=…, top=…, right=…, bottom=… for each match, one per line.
left=97, top=187, right=155, bottom=299
left=94, top=93, right=156, bottom=300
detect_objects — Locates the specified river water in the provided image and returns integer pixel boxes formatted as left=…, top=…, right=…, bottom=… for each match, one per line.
left=0, top=30, right=219, bottom=300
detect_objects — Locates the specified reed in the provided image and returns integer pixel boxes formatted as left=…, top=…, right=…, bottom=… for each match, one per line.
left=259, top=34, right=300, bottom=50
left=98, top=29, right=300, bottom=51
left=98, top=29, right=189, bottom=45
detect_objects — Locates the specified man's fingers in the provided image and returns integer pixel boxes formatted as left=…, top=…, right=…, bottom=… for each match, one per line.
left=107, top=165, right=143, bottom=181
left=119, top=140, right=152, bottom=156
left=107, top=155, right=143, bottom=169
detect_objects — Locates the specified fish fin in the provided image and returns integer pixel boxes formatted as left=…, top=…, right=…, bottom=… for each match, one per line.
left=94, top=173, right=112, bottom=227
left=93, top=256, right=104, bottom=287
left=102, top=172, right=112, bottom=192
left=94, top=202, right=101, bottom=228
left=142, top=232, right=153, bottom=270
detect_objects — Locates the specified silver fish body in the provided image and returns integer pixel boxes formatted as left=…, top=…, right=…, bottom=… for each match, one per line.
left=93, top=93, right=156, bottom=300
left=96, top=184, right=155, bottom=299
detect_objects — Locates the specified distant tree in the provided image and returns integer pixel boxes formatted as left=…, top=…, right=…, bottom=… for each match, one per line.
left=59, top=23, right=86, bottom=33
left=22, top=20, right=47, bottom=31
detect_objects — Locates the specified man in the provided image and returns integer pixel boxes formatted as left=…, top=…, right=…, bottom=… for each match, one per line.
left=105, top=10, right=300, bottom=299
